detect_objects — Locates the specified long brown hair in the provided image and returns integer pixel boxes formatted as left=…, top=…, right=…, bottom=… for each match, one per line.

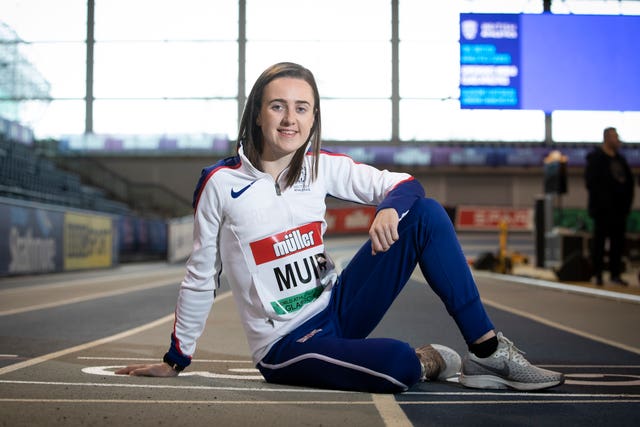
left=237, top=62, right=322, bottom=189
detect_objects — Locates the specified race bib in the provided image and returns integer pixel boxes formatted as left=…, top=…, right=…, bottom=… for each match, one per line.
left=249, top=222, right=335, bottom=316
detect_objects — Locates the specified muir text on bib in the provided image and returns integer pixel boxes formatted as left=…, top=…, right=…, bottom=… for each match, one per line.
left=249, top=222, right=332, bottom=316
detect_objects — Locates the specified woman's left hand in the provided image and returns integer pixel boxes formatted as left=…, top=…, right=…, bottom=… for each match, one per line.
left=115, top=363, right=179, bottom=377
left=369, top=208, right=399, bottom=255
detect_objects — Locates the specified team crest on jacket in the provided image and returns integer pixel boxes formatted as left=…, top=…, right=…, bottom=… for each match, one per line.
left=293, top=166, right=311, bottom=192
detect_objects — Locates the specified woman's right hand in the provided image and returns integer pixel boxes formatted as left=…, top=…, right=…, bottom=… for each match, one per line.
left=115, top=363, right=179, bottom=377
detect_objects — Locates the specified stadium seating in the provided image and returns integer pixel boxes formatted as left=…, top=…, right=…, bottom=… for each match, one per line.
left=0, top=136, right=131, bottom=215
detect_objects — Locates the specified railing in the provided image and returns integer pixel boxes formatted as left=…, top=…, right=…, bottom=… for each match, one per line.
left=52, top=155, right=192, bottom=217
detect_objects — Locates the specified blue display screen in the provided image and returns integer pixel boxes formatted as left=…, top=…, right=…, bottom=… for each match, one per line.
left=459, top=13, right=640, bottom=112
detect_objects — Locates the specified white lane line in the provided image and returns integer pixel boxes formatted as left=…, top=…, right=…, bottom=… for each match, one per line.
left=1, top=398, right=638, bottom=405
left=0, top=379, right=353, bottom=394
left=0, top=313, right=173, bottom=376
left=398, top=399, right=640, bottom=405
left=540, top=365, right=640, bottom=369
left=409, top=269, right=640, bottom=356
left=481, top=297, right=640, bottom=356
left=2, top=379, right=638, bottom=398
left=0, top=267, right=184, bottom=294
left=0, top=398, right=372, bottom=405
left=75, top=358, right=640, bottom=369
left=403, top=391, right=640, bottom=398
left=0, top=278, right=180, bottom=316
left=371, top=394, right=413, bottom=427
left=77, top=357, right=253, bottom=363
left=0, top=292, right=232, bottom=376
left=474, top=270, right=640, bottom=304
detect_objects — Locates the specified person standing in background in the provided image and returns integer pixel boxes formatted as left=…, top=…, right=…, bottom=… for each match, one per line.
left=585, top=127, right=634, bottom=286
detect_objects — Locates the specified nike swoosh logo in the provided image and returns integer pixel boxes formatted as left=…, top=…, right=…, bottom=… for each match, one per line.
left=477, top=361, right=510, bottom=377
left=231, top=180, right=257, bottom=199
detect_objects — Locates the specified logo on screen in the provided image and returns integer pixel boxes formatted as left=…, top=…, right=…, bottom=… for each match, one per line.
left=461, top=20, right=478, bottom=40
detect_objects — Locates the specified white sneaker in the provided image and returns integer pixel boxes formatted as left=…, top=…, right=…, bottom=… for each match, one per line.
left=459, top=332, right=564, bottom=391
left=415, top=344, right=462, bottom=381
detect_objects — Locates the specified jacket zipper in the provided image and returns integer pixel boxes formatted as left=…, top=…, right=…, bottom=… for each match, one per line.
left=274, top=169, right=286, bottom=196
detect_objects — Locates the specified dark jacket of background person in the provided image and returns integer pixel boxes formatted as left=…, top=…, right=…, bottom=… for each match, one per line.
left=585, top=147, right=634, bottom=220
left=585, top=132, right=634, bottom=284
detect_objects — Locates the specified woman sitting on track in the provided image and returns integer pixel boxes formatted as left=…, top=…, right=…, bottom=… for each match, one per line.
left=116, top=62, right=564, bottom=393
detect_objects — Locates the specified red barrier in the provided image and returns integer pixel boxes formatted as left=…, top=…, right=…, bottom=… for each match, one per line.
left=455, top=205, right=533, bottom=231
left=325, top=206, right=376, bottom=234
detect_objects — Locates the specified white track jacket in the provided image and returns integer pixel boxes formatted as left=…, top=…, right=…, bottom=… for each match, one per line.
left=165, top=146, right=424, bottom=367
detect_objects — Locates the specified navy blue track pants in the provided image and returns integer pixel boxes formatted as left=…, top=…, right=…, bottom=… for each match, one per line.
left=257, top=198, right=495, bottom=393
